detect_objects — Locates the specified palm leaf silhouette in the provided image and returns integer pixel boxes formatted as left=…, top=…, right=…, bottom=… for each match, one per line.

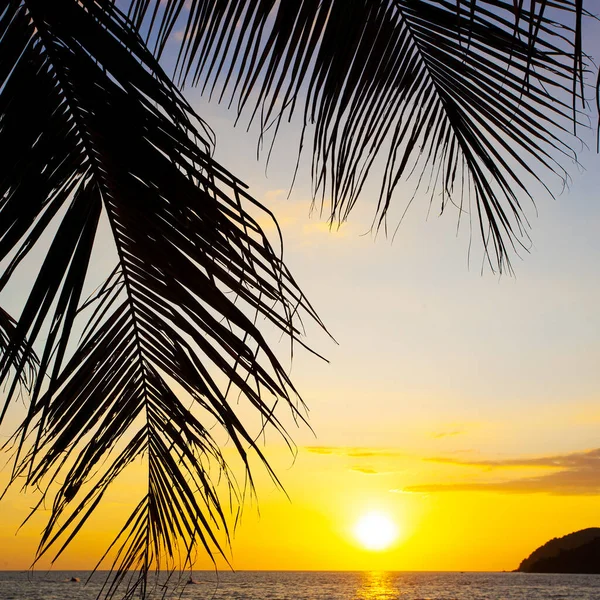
left=0, top=0, right=322, bottom=596
left=0, top=307, right=38, bottom=398
left=128, top=0, right=588, bottom=272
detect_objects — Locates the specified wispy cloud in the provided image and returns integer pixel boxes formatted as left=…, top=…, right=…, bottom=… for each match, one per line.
left=350, top=467, right=379, bottom=475
left=431, top=430, right=463, bottom=439
left=389, top=488, right=428, bottom=497
left=304, top=446, right=405, bottom=458
left=263, top=189, right=287, bottom=204
left=425, top=448, right=600, bottom=469
left=405, top=448, right=600, bottom=496
left=258, top=192, right=358, bottom=244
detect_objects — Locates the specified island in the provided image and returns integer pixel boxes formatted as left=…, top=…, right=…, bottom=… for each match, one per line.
left=517, top=528, right=600, bottom=574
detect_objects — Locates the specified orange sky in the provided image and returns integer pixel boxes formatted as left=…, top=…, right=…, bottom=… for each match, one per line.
left=3, top=442, right=600, bottom=571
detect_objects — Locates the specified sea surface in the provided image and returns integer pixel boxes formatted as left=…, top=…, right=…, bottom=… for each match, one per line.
left=2, top=570, right=600, bottom=600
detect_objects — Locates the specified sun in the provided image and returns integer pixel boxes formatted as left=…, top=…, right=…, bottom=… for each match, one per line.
left=353, top=511, right=399, bottom=551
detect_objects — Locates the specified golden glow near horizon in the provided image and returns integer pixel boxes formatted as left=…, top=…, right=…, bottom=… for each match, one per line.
left=353, top=512, right=399, bottom=551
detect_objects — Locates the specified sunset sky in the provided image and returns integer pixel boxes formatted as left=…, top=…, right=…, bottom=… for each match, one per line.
left=2, top=20, right=600, bottom=574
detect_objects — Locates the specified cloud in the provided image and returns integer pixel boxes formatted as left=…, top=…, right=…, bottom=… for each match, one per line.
left=425, top=448, right=600, bottom=469
left=305, top=446, right=338, bottom=455
left=347, top=449, right=394, bottom=458
left=404, top=448, right=600, bottom=496
left=263, top=189, right=287, bottom=204
left=431, top=430, right=463, bottom=439
left=257, top=192, right=359, bottom=244
left=389, top=488, right=428, bottom=497
left=305, top=447, right=405, bottom=477
left=304, top=446, right=405, bottom=458
left=350, top=467, right=379, bottom=475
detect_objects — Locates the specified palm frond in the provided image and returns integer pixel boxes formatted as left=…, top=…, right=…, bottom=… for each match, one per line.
left=128, top=0, right=590, bottom=272
left=0, top=307, right=38, bottom=401
left=0, top=0, right=322, bottom=596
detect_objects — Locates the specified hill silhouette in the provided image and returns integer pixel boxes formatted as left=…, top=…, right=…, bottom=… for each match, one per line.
left=518, top=528, right=600, bottom=573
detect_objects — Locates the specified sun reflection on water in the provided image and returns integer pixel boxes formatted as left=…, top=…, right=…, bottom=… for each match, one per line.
left=354, top=571, right=398, bottom=600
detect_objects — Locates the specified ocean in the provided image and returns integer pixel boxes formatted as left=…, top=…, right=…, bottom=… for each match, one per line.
left=2, top=570, right=600, bottom=600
